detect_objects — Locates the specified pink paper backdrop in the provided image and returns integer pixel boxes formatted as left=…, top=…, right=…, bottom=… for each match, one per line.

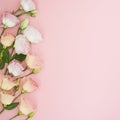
left=1, top=0, right=120, bottom=120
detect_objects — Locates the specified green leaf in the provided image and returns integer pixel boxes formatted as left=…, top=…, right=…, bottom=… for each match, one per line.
left=2, top=48, right=10, bottom=63
left=12, top=54, right=26, bottom=62
left=0, top=60, right=5, bottom=69
left=4, top=102, right=19, bottom=110
left=0, top=43, right=3, bottom=52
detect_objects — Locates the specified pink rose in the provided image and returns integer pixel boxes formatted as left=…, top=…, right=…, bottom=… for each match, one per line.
left=7, top=60, right=24, bottom=76
left=0, top=92, right=15, bottom=105
left=22, top=26, right=42, bottom=43
left=23, top=78, right=38, bottom=93
left=0, top=76, right=17, bottom=90
left=25, top=54, right=42, bottom=69
left=2, top=12, right=19, bottom=27
left=19, top=97, right=36, bottom=115
left=21, top=0, right=36, bottom=12
left=14, top=35, right=30, bottom=55
left=1, top=33, right=15, bottom=47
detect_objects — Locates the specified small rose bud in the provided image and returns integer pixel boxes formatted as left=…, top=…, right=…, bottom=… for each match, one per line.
left=28, top=112, right=35, bottom=118
left=22, top=26, right=42, bottom=43
left=1, top=33, right=15, bottom=47
left=19, top=97, right=36, bottom=115
left=29, top=10, right=37, bottom=16
left=7, top=60, right=24, bottom=76
left=21, top=0, right=36, bottom=12
left=14, top=85, right=19, bottom=91
left=32, top=68, right=41, bottom=74
left=14, top=35, right=30, bottom=55
left=23, top=78, right=38, bottom=93
left=0, top=92, right=15, bottom=105
left=20, top=19, right=29, bottom=30
left=2, top=12, right=19, bottom=28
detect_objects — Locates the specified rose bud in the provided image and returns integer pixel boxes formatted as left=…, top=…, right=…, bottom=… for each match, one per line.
left=19, top=97, right=36, bottom=116
left=2, top=12, right=19, bottom=28
left=1, top=33, right=15, bottom=47
left=21, top=0, right=36, bottom=12
left=22, top=78, right=38, bottom=93
left=25, top=54, right=43, bottom=69
left=14, top=35, right=30, bottom=55
left=22, top=26, right=42, bottom=43
left=0, top=92, right=15, bottom=105
left=0, top=76, right=17, bottom=90
left=7, top=60, right=24, bottom=76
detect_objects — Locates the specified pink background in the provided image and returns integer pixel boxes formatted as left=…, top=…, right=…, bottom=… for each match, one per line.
left=1, top=0, right=120, bottom=120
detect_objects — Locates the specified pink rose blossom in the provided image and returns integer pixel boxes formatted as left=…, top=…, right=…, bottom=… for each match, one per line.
left=21, top=0, right=36, bottom=12
left=19, top=97, right=36, bottom=115
left=25, top=54, right=42, bottom=69
left=23, top=78, right=38, bottom=92
left=14, top=35, right=30, bottom=55
left=2, top=12, right=19, bottom=27
left=22, top=26, right=42, bottom=43
left=8, top=61, right=24, bottom=76
left=0, top=92, right=15, bottom=105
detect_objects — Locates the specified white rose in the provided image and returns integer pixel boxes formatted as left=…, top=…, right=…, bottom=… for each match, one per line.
left=14, top=35, right=30, bottom=55
left=1, top=33, right=15, bottom=47
left=21, top=0, right=36, bottom=12
left=2, top=12, right=19, bottom=27
left=19, top=97, right=35, bottom=115
left=0, top=77, right=17, bottom=90
left=7, top=61, right=24, bottom=76
left=22, top=26, right=42, bottom=43
left=23, top=78, right=38, bottom=92
left=0, top=92, right=15, bottom=105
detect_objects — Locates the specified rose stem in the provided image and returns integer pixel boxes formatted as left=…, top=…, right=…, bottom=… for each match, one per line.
left=9, top=113, right=20, bottom=120
left=0, top=27, right=6, bottom=38
left=13, top=8, right=21, bottom=14
left=16, top=12, right=27, bottom=17
left=13, top=92, right=23, bottom=102
left=15, top=71, right=33, bottom=81
left=25, top=117, right=30, bottom=120
left=0, top=108, right=4, bottom=114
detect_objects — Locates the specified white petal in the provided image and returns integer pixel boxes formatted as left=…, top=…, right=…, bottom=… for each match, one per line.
left=21, top=0, right=36, bottom=12
left=0, top=92, right=15, bottom=105
left=22, top=26, right=42, bottom=43
left=14, top=35, right=30, bottom=55
left=1, top=77, right=17, bottom=90
left=8, top=61, right=24, bottom=76
left=19, top=97, right=35, bottom=115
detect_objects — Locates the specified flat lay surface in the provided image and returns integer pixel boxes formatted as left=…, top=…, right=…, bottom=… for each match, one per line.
left=1, top=0, right=120, bottom=120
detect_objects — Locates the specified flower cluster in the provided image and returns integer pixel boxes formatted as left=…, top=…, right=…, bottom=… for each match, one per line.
left=0, top=0, right=42, bottom=120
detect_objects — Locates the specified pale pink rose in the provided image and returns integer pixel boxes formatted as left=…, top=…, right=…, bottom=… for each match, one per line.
left=25, top=54, right=42, bottom=69
left=0, top=77, right=17, bottom=90
left=22, top=26, right=42, bottom=43
left=0, top=92, right=15, bottom=105
left=2, top=12, right=19, bottom=27
left=14, top=35, right=30, bottom=55
left=19, top=97, right=35, bottom=115
left=21, top=0, right=36, bottom=12
left=8, top=61, right=24, bottom=76
left=1, top=33, right=15, bottom=47
left=23, top=78, right=38, bottom=92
